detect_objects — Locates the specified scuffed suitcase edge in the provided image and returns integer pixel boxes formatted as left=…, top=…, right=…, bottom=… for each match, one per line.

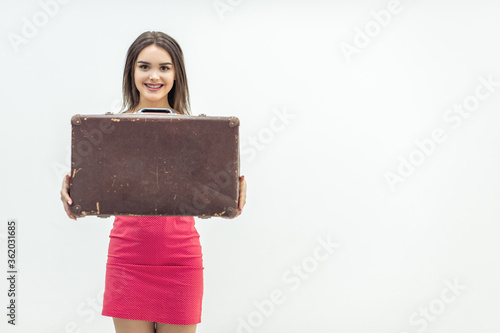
left=69, top=113, right=240, bottom=219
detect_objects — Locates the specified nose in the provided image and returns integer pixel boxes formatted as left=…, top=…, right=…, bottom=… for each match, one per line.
left=149, top=71, right=159, bottom=81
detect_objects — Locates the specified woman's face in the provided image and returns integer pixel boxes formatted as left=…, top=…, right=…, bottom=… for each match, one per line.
left=134, top=44, right=176, bottom=107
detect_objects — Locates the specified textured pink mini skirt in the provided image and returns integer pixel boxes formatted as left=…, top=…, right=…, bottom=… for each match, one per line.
left=101, top=215, right=204, bottom=325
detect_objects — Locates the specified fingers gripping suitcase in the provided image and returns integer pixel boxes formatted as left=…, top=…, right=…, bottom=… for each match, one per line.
left=69, top=111, right=240, bottom=219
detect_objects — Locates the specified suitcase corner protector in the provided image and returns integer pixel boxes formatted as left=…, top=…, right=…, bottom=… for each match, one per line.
left=69, top=204, right=82, bottom=216
left=229, top=117, right=239, bottom=127
left=71, top=114, right=82, bottom=126
left=226, top=207, right=239, bottom=218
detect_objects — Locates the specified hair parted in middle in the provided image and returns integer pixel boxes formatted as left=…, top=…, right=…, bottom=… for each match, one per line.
left=121, top=31, right=191, bottom=115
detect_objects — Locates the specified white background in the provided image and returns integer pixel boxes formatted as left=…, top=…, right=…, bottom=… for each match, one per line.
left=1, top=0, right=499, bottom=332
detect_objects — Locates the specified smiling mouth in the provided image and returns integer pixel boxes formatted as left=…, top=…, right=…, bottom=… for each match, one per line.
left=145, top=83, right=164, bottom=90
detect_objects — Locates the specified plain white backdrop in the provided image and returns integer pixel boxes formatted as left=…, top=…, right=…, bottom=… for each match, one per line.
left=1, top=0, right=500, bottom=332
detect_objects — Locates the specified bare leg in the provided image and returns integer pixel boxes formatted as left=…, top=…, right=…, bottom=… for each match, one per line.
left=156, top=323, right=197, bottom=333
left=113, top=318, right=155, bottom=333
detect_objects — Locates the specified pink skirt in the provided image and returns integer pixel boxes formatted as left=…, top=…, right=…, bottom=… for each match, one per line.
left=101, top=215, right=204, bottom=325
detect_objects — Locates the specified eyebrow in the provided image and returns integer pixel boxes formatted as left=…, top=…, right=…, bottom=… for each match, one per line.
left=137, top=61, right=172, bottom=66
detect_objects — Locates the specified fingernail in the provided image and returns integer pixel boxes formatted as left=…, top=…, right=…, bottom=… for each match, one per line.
left=67, top=200, right=72, bottom=205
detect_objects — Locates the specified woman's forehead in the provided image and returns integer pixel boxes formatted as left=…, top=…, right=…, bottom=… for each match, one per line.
left=137, top=44, right=173, bottom=63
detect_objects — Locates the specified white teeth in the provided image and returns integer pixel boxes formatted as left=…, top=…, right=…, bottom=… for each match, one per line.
left=146, top=84, right=162, bottom=89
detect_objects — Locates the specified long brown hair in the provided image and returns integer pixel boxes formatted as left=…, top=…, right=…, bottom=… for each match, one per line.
left=121, top=31, right=191, bottom=115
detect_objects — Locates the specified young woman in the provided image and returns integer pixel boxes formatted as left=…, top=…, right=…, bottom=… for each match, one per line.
left=60, top=31, right=247, bottom=333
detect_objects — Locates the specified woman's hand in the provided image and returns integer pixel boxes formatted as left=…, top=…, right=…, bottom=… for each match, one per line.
left=60, top=172, right=77, bottom=220
left=225, top=175, right=247, bottom=219
left=238, top=175, right=247, bottom=212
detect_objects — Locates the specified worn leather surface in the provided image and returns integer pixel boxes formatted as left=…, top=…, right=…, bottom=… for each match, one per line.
left=69, top=113, right=240, bottom=218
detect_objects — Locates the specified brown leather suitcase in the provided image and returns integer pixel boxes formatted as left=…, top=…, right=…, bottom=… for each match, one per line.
left=69, top=111, right=240, bottom=219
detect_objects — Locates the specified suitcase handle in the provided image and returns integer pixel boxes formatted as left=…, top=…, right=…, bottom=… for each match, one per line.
left=136, top=108, right=175, bottom=114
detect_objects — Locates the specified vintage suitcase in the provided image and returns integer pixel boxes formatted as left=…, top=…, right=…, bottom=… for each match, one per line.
left=69, top=110, right=240, bottom=219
